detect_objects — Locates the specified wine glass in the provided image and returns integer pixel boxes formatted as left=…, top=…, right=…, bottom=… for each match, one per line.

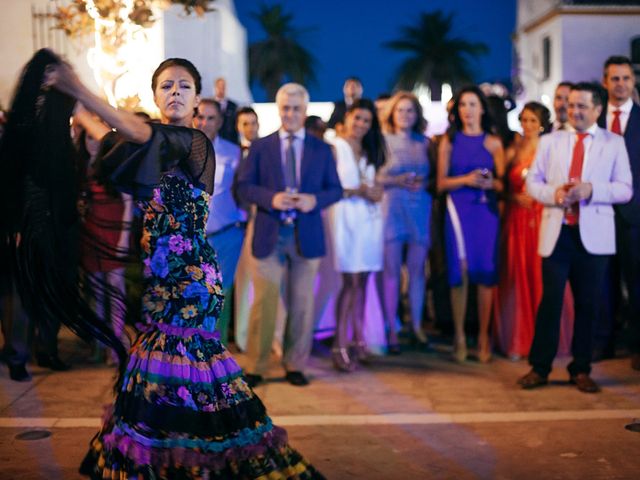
left=478, top=168, right=491, bottom=203
left=564, top=177, right=579, bottom=219
left=281, top=187, right=298, bottom=226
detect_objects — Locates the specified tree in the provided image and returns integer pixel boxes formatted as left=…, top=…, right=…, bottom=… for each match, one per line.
left=249, top=4, right=315, bottom=101
left=384, top=11, right=489, bottom=100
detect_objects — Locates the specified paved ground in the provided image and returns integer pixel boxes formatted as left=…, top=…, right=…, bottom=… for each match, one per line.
left=1, top=331, right=640, bottom=479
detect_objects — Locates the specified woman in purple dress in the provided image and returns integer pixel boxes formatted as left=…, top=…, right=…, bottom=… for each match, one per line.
left=437, top=86, right=505, bottom=363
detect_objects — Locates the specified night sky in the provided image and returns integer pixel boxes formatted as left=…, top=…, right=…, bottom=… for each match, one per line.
left=234, top=0, right=516, bottom=102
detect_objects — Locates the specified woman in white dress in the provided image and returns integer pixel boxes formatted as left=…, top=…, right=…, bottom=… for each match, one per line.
left=329, top=99, right=386, bottom=371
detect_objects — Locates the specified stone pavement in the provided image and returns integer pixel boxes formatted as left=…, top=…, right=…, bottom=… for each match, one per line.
left=1, top=331, right=640, bottom=479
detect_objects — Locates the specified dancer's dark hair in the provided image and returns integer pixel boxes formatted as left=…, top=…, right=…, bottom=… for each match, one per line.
left=0, top=49, right=129, bottom=381
left=151, top=58, right=202, bottom=94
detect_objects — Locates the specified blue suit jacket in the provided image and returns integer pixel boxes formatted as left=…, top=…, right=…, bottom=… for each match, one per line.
left=599, top=102, right=640, bottom=225
left=234, top=131, right=342, bottom=258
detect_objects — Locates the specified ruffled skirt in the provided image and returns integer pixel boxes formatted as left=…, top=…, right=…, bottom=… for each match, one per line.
left=80, top=324, right=324, bottom=479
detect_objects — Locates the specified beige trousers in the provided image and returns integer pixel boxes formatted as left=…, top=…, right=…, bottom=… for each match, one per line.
left=245, top=228, right=320, bottom=375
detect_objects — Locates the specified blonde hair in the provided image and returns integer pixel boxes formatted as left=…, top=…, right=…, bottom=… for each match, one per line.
left=276, top=83, right=310, bottom=106
left=382, top=91, right=427, bottom=134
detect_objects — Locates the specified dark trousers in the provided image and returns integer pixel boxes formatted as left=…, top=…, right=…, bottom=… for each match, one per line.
left=618, top=222, right=640, bottom=353
left=529, top=226, right=609, bottom=377
left=1, top=285, right=60, bottom=366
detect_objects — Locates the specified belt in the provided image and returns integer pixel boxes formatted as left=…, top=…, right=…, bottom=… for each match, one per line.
left=207, top=221, right=246, bottom=237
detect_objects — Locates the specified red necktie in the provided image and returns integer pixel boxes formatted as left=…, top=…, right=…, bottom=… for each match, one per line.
left=565, top=133, right=588, bottom=225
left=611, top=110, right=622, bottom=135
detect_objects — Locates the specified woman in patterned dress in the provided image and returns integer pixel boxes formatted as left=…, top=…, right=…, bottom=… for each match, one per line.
left=39, top=53, right=324, bottom=479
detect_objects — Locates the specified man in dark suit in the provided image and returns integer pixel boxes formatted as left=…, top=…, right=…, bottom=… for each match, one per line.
left=235, top=83, right=342, bottom=387
left=597, top=56, right=640, bottom=370
left=327, top=77, right=363, bottom=130
left=213, top=77, right=239, bottom=144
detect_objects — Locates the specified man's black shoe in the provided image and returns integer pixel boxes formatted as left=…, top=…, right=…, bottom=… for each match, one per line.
left=36, top=354, right=71, bottom=371
left=245, top=373, right=263, bottom=388
left=285, top=371, right=309, bottom=386
left=8, top=363, right=30, bottom=382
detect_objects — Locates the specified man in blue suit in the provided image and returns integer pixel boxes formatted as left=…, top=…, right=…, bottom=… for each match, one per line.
left=235, top=83, right=342, bottom=387
left=597, top=56, right=640, bottom=370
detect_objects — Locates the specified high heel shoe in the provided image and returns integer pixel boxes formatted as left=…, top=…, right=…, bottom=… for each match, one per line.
left=453, top=335, right=467, bottom=363
left=411, top=328, right=429, bottom=349
left=477, top=335, right=492, bottom=364
left=332, top=347, right=355, bottom=372
left=386, top=330, right=401, bottom=356
left=352, top=341, right=371, bottom=365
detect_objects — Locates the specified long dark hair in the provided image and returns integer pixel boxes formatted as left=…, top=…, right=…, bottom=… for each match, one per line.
left=448, top=85, right=494, bottom=141
left=486, top=95, right=516, bottom=148
left=0, top=49, right=129, bottom=376
left=345, top=98, right=386, bottom=170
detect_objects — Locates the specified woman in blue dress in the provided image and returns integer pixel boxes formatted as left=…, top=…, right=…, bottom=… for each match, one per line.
left=377, top=92, right=432, bottom=354
left=6, top=50, right=323, bottom=479
left=437, top=86, right=505, bottom=363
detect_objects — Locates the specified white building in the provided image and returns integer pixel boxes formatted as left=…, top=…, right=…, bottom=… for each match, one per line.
left=0, top=0, right=252, bottom=111
left=513, top=0, right=640, bottom=110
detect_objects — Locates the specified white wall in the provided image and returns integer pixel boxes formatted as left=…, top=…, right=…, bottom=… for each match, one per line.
left=0, top=0, right=98, bottom=108
left=517, top=0, right=558, bottom=28
left=163, top=0, right=252, bottom=104
left=0, top=0, right=36, bottom=107
left=515, top=15, right=563, bottom=108
left=0, top=0, right=252, bottom=110
left=516, top=11, right=640, bottom=114
left=561, top=14, right=640, bottom=84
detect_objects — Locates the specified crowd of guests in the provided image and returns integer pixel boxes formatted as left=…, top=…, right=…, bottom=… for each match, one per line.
left=1, top=56, right=639, bottom=396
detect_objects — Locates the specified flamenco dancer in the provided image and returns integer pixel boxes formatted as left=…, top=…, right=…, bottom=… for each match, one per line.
left=2, top=49, right=323, bottom=479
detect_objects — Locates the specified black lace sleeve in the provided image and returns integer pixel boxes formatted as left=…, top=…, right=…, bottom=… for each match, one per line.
left=184, top=129, right=215, bottom=195
left=94, top=124, right=214, bottom=197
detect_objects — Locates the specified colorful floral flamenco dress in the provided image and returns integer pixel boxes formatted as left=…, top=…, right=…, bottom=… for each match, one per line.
left=80, top=124, right=323, bottom=479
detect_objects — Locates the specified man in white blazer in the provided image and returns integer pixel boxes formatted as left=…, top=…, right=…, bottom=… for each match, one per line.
left=519, top=83, right=632, bottom=393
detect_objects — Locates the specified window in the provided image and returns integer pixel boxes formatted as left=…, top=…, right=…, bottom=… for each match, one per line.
left=542, top=36, right=551, bottom=81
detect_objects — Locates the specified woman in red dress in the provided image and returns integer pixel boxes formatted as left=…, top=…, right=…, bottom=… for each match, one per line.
left=493, top=102, right=573, bottom=360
